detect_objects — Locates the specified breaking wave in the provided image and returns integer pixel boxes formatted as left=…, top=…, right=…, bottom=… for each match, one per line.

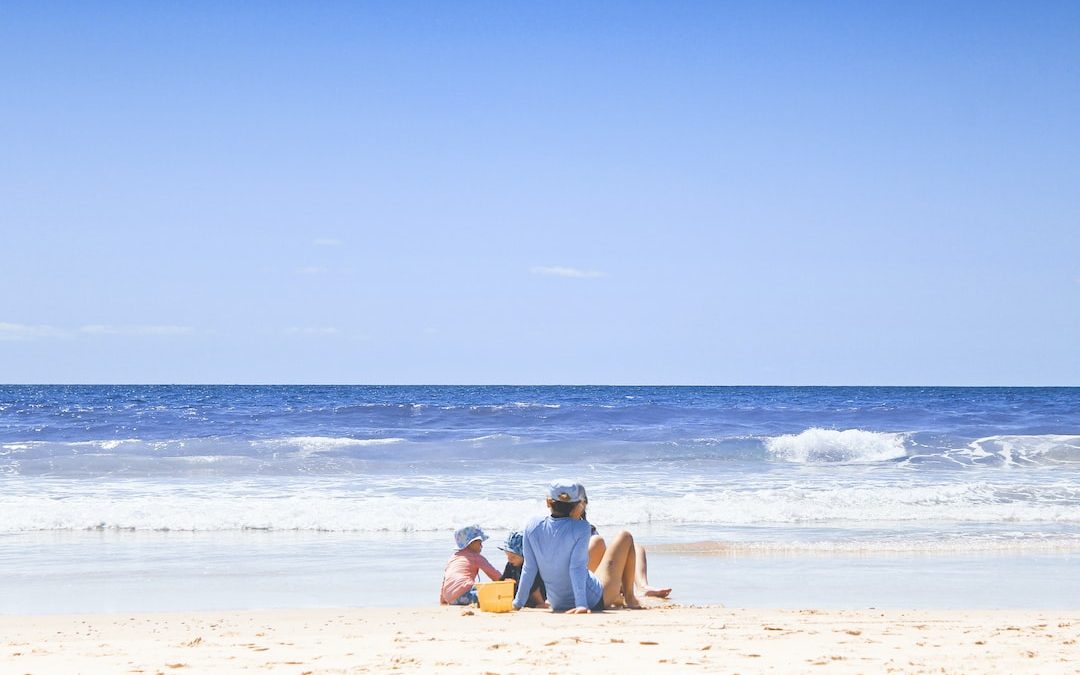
left=765, top=428, right=909, bottom=463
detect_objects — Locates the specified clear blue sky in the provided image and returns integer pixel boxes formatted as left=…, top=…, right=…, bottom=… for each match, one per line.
left=2, top=1, right=1077, bottom=384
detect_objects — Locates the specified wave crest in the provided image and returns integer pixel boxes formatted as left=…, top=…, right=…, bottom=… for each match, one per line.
left=765, top=428, right=908, bottom=463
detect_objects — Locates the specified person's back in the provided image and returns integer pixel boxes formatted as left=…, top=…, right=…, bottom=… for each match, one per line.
left=512, top=480, right=644, bottom=614
left=515, top=514, right=602, bottom=612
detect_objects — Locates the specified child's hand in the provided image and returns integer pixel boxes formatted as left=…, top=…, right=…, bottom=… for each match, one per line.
left=565, top=607, right=591, bottom=614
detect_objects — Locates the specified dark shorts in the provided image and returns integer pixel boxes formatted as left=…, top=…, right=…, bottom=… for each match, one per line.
left=591, top=597, right=605, bottom=612
left=450, top=588, right=478, bottom=606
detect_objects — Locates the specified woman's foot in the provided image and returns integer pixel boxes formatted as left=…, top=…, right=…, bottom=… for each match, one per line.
left=621, top=591, right=644, bottom=609
left=605, top=594, right=645, bottom=609
left=639, top=585, right=672, bottom=598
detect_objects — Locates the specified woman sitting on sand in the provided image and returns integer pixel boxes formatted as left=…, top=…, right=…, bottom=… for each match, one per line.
left=577, top=486, right=672, bottom=600
left=511, top=479, right=643, bottom=613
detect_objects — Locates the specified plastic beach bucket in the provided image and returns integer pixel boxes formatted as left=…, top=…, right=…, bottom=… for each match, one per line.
left=476, top=580, right=515, bottom=613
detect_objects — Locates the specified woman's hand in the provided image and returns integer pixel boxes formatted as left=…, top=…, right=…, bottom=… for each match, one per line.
left=565, top=606, right=591, bottom=614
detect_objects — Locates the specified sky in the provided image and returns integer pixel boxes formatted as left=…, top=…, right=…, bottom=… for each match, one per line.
left=1, top=1, right=1078, bottom=385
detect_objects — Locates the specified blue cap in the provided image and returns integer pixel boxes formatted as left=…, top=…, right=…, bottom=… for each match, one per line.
left=500, top=531, right=524, bottom=556
left=548, top=479, right=583, bottom=503
left=454, top=525, right=488, bottom=550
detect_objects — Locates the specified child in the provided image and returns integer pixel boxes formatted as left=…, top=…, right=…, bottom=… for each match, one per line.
left=499, top=530, right=547, bottom=608
left=439, top=525, right=502, bottom=606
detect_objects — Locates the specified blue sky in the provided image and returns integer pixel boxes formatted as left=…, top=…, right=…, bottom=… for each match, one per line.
left=1, top=1, right=1077, bottom=384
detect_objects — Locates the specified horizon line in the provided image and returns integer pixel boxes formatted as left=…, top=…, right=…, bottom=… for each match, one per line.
left=2, top=383, right=1077, bottom=388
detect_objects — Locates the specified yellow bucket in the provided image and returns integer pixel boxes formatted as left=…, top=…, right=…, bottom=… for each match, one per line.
left=476, top=579, right=515, bottom=613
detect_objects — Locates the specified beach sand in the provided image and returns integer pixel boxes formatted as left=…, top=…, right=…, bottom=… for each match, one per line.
left=2, top=602, right=1077, bottom=674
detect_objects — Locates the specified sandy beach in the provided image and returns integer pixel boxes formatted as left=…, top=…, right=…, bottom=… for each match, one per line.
left=3, top=603, right=1077, bottom=674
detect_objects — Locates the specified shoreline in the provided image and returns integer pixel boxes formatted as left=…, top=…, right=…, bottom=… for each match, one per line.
left=4, top=529, right=1080, bottom=614
left=2, top=604, right=1077, bottom=673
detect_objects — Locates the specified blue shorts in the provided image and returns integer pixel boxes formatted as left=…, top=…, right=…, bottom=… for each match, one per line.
left=449, top=588, right=478, bottom=606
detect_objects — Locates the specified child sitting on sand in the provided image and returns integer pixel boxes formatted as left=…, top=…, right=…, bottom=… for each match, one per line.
left=439, top=525, right=502, bottom=606
left=499, top=531, right=548, bottom=609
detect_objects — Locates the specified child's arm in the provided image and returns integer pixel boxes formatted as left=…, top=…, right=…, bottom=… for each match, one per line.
left=478, top=555, right=502, bottom=581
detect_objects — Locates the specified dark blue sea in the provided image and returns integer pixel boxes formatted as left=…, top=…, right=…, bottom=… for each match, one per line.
left=2, top=386, right=1078, bottom=612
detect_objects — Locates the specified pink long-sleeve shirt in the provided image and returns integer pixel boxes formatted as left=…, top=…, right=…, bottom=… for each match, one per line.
left=440, top=549, right=502, bottom=604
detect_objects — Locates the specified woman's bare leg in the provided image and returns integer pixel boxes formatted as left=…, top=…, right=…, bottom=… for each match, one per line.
left=593, top=530, right=642, bottom=609
left=588, top=534, right=605, bottom=572
left=634, top=545, right=672, bottom=598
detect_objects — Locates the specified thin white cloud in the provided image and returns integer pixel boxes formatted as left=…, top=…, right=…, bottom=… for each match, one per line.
left=0, top=322, right=67, bottom=341
left=297, top=266, right=329, bottom=275
left=79, top=325, right=196, bottom=336
left=284, top=327, right=341, bottom=337
left=530, top=266, right=607, bottom=279
left=2, top=322, right=200, bottom=340
left=313, top=238, right=342, bottom=247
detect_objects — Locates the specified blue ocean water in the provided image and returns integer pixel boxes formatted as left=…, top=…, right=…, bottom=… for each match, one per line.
left=1, top=385, right=1079, bottom=611
left=2, top=385, right=1079, bottom=543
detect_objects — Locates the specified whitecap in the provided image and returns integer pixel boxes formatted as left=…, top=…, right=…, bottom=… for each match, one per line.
left=764, top=428, right=908, bottom=463
left=258, top=436, right=407, bottom=457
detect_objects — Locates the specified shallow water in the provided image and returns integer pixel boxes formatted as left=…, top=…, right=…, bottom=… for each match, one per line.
left=2, top=530, right=1077, bottom=614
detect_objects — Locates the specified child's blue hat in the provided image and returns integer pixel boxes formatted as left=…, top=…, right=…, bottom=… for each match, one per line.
left=500, top=531, right=524, bottom=557
left=454, top=525, right=488, bottom=550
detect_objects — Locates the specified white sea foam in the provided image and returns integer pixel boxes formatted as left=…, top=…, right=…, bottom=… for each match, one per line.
left=765, top=428, right=908, bottom=463
left=2, top=476, right=1077, bottom=533
left=466, top=402, right=561, bottom=411
left=964, top=435, right=1080, bottom=465
left=0, top=491, right=540, bottom=533
left=258, top=436, right=406, bottom=457
left=460, top=433, right=524, bottom=445
left=2, top=439, right=148, bottom=456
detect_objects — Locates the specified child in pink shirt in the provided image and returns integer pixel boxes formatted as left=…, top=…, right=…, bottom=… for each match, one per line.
left=440, top=525, right=502, bottom=605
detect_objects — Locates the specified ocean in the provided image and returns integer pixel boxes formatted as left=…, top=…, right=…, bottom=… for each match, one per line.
left=2, top=385, right=1078, bottom=613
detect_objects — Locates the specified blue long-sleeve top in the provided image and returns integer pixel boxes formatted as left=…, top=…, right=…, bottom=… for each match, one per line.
left=513, top=515, right=603, bottom=611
